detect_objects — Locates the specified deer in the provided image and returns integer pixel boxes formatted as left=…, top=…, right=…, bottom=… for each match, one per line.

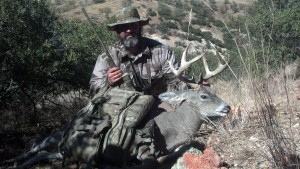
left=4, top=44, right=231, bottom=169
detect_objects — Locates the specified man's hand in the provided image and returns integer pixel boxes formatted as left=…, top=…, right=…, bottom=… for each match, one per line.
left=107, top=67, right=123, bottom=85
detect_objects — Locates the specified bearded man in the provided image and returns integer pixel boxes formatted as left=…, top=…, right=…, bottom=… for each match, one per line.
left=88, top=6, right=179, bottom=165
left=89, top=6, right=178, bottom=98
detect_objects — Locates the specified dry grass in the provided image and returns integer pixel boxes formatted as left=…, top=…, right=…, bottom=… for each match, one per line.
left=207, top=75, right=300, bottom=168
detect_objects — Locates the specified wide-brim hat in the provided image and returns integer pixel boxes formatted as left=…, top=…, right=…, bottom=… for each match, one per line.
left=107, top=6, right=149, bottom=31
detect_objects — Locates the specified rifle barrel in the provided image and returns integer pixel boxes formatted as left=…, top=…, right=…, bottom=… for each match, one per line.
left=81, top=7, right=116, bottom=67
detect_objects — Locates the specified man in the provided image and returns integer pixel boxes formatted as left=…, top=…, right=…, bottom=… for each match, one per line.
left=89, top=6, right=179, bottom=165
left=89, top=6, right=178, bottom=98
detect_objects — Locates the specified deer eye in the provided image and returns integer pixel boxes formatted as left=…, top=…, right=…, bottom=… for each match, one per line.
left=200, top=94, right=208, bottom=99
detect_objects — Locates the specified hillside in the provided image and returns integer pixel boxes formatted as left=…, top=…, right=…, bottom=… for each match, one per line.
left=49, top=0, right=254, bottom=49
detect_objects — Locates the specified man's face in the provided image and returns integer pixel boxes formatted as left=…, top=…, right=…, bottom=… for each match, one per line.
left=115, top=22, right=141, bottom=48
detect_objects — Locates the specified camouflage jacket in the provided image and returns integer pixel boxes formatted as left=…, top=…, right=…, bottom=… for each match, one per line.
left=89, top=37, right=178, bottom=97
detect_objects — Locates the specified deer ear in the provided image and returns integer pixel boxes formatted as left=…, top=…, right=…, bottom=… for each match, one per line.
left=159, top=92, right=186, bottom=105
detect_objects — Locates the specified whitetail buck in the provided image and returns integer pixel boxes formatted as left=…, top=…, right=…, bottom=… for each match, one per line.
left=5, top=44, right=230, bottom=169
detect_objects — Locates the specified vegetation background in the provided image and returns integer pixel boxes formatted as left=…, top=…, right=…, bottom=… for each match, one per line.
left=0, top=0, right=299, bottom=168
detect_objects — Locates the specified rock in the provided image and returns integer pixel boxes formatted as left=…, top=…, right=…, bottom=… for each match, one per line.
left=171, top=147, right=228, bottom=169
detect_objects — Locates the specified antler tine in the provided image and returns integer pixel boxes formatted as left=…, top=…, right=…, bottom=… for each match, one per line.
left=202, top=50, right=229, bottom=80
left=169, top=44, right=206, bottom=77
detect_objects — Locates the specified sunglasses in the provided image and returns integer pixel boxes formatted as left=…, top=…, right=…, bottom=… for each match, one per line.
left=115, top=22, right=140, bottom=33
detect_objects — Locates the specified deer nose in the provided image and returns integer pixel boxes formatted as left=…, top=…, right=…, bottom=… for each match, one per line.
left=219, top=104, right=230, bottom=114
left=224, top=105, right=231, bottom=113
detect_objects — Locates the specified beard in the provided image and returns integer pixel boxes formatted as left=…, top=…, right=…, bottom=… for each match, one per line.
left=121, top=35, right=139, bottom=48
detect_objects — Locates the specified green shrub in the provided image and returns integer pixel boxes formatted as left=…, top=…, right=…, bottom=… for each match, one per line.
left=180, top=22, right=189, bottom=32
left=192, top=18, right=206, bottom=26
left=99, top=7, right=112, bottom=17
left=201, top=31, right=213, bottom=40
left=190, top=27, right=203, bottom=37
left=173, top=8, right=186, bottom=22
left=213, top=19, right=224, bottom=28
left=93, top=0, right=105, bottom=3
left=0, top=0, right=116, bottom=124
left=220, top=6, right=227, bottom=14
left=231, top=1, right=239, bottom=13
left=209, top=0, right=218, bottom=11
left=228, top=0, right=300, bottom=70
left=161, top=34, right=170, bottom=40
left=210, top=38, right=224, bottom=48
left=188, top=34, right=202, bottom=42
left=147, top=8, right=157, bottom=17
left=122, top=0, right=132, bottom=7
left=157, top=21, right=178, bottom=33
left=223, top=37, right=235, bottom=50
left=157, top=2, right=173, bottom=20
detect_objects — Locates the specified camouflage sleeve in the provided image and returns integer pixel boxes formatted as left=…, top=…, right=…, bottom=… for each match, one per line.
left=89, top=52, right=111, bottom=98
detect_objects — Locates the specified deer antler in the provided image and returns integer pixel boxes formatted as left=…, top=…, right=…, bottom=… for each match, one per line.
left=169, top=44, right=229, bottom=87
left=201, top=50, right=229, bottom=80
left=169, top=44, right=206, bottom=77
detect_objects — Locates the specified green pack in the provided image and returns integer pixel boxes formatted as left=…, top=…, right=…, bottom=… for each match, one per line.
left=95, top=87, right=155, bottom=165
left=58, top=101, right=111, bottom=165
left=59, top=86, right=154, bottom=166
left=95, top=87, right=141, bottom=118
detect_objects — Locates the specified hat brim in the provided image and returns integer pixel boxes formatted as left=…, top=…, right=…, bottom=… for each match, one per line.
left=107, top=17, right=149, bottom=31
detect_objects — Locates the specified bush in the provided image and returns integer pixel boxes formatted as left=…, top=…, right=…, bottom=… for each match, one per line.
left=147, top=8, right=157, bottom=17
left=192, top=18, right=206, bottom=26
left=99, top=7, right=112, bottom=17
left=213, top=19, right=224, bottom=28
left=223, top=37, right=235, bottom=50
left=220, top=5, right=227, bottom=14
left=1, top=0, right=60, bottom=110
left=173, top=8, right=186, bottom=22
left=188, top=35, right=202, bottom=42
left=228, top=0, right=300, bottom=69
left=209, top=0, right=218, bottom=11
left=157, top=21, right=178, bottom=33
left=157, top=2, right=174, bottom=20
left=156, top=24, right=168, bottom=34
left=201, top=31, right=213, bottom=40
left=146, top=25, right=156, bottom=35
left=122, top=0, right=132, bottom=7
left=210, top=38, right=225, bottom=48
left=190, top=27, right=203, bottom=37
left=231, top=1, right=239, bottom=13
left=93, top=0, right=105, bottom=3
left=161, top=34, right=170, bottom=40
left=0, top=0, right=116, bottom=126
left=180, top=22, right=189, bottom=32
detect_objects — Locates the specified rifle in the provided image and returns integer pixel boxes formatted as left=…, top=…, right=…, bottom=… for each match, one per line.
left=81, top=7, right=134, bottom=90
left=81, top=7, right=116, bottom=68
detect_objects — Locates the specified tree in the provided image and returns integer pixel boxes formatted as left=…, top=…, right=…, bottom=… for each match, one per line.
left=1, top=0, right=60, bottom=110
left=0, top=0, right=116, bottom=126
left=226, top=0, right=300, bottom=75
left=247, top=0, right=300, bottom=62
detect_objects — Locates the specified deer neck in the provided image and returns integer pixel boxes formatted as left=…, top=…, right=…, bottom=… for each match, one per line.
left=154, top=101, right=204, bottom=151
